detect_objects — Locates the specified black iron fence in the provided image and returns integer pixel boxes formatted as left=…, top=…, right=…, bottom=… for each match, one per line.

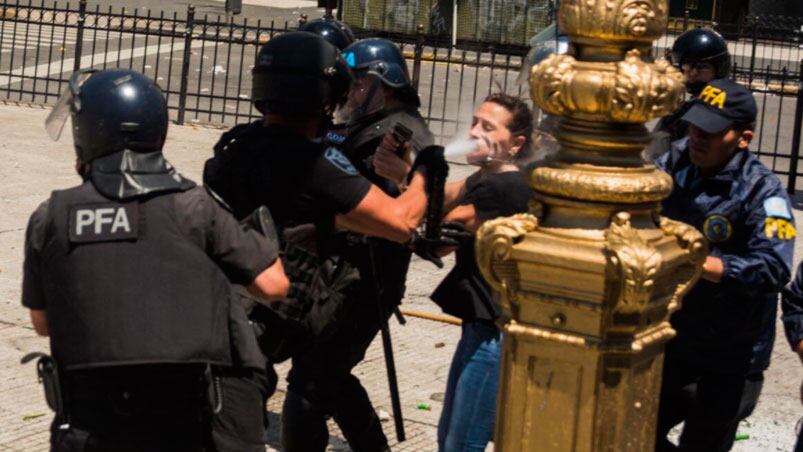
left=0, top=1, right=295, bottom=125
left=0, top=0, right=531, bottom=145
left=0, top=0, right=802, bottom=192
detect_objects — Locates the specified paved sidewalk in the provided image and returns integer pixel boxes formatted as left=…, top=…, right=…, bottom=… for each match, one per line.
left=0, top=103, right=800, bottom=451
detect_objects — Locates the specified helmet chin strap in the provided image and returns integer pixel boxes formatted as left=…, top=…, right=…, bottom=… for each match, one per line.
left=350, top=78, right=382, bottom=125
left=76, top=160, right=91, bottom=180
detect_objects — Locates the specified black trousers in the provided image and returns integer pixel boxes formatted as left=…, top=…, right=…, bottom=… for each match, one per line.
left=281, top=285, right=394, bottom=452
left=655, top=353, right=758, bottom=452
left=211, top=367, right=273, bottom=452
left=736, top=373, right=764, bottom=421
left=50, top=366, right=269, bottom=452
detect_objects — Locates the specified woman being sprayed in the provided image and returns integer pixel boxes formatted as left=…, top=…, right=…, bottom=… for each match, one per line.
left=375, top=93, right=542, bottom=451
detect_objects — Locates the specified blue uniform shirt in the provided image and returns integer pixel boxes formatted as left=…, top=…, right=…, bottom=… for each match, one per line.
left=656, top=139, right=795, bottom=374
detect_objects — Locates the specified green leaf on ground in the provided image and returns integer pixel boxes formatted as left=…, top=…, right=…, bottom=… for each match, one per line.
left=22, top=413, right=46, bottom=421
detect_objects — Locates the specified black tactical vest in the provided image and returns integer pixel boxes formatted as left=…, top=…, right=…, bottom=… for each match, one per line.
left=204, top=122, right=325, bottom=227
left=330, top=109, right=431, bottom=307
left=41, top=182, right=233, bottom=371
left=204, top=123, right=359, bottom=362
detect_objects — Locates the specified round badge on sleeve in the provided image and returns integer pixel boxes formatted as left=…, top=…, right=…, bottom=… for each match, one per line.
left=703, top=214, right=732, bottom=243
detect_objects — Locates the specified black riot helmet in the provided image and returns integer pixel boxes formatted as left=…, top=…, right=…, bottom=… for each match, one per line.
left=45, top=69, right=169, bottom=164
left=252, top=31, right=352, bottom=118
left=299, top=17, right=355, bottom=50
left=670, top=28, right=731, bottom=92
left=339, top=37, right=420, bottom=116
left=343, top=38, right=411, bottom=89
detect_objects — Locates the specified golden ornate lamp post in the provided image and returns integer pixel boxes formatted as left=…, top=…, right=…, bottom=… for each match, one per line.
left=475, top=1, right=707, bottom=450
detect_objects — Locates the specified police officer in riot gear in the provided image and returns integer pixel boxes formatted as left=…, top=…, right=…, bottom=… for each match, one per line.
left=299, top=16, right=355, bottom=50
left=326, top=36, right=437, bottom=449
left=202, top=31, right=453, bottom=452
left=654, top=28, right=732, bottom=144
left=330, top=36, right=435, bottom=341
left=333, top=38, right=434, bottom=164
left=22, top=68, right=289, bottom=452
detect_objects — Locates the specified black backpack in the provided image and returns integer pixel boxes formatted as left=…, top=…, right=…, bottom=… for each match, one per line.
left=204, top=124, right=359, bottom=363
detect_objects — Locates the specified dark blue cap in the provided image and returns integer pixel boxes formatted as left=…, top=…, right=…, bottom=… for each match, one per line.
left=681, top=79, right=757, bottom=134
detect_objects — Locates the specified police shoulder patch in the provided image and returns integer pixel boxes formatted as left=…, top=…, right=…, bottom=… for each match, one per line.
left=763, top=196, right=792, bottom=220
left=325, top=131, right=346, bottom=145
left=69, top=202, right=139, bottom=244
left=703, top=214, right=732, bottom=243
left=765, top=217, right=797, bottom=240
left=324, top=147, right=359, bottom=176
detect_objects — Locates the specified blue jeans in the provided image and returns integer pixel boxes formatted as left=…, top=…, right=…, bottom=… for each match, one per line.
left=437, top=320, right=502, bottom=452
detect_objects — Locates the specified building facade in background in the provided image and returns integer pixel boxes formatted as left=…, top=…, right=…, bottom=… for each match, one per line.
left=669, top=0, right=802, bottom=24
left=341, top=0, right=552, bottom=48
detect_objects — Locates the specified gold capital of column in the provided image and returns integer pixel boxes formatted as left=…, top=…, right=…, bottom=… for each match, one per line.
left=476, top=1, right=706, bottom=451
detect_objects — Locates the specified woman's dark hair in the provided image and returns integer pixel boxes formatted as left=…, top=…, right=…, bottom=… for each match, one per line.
left=483, top=93, right=534, bottom=164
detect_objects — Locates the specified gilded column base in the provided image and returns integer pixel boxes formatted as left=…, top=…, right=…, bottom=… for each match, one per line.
left=477, top=212, right=705, bottom=452
left=495, top=326, right=667, bottom=452
left=478, top=0, right=706, bottom=449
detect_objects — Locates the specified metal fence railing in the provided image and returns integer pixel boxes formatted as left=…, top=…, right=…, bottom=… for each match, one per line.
left=0, top=1, right=294, bottom=126
left=0, top=0, right=802, bottom=192
left=0, top=0, right=529, bottom=143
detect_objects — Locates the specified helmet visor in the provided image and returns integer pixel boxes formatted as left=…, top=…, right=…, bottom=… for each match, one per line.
left=45, top=69, right=96, bottom=141
left=333, top=72, right=386, bottom=126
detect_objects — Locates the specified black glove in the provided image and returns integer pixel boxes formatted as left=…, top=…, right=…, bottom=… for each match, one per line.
left=440, top=221, right=474, bottom=244
left=409, top=230, right=446, bottom=268
left=407, top=145, right=448, bottom=184
left=409, top=222, right=472, bottom=269
left=243, top=205, right=280, bottom=261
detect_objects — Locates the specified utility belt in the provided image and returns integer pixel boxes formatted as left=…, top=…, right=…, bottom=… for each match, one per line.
left=22, top=355, right=222, bottom=425
left=247, top=224, right=360, bottom=363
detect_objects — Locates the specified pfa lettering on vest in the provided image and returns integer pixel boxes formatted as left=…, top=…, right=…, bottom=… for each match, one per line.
left=69, top=203, right=139, bottom=243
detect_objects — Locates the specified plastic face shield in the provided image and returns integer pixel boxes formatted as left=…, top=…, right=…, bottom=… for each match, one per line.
left=333, top=72, right=386, bottom=126
left=516, top=24, right=569, bottom=86
left=45, top=69, right=96, bottom=141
